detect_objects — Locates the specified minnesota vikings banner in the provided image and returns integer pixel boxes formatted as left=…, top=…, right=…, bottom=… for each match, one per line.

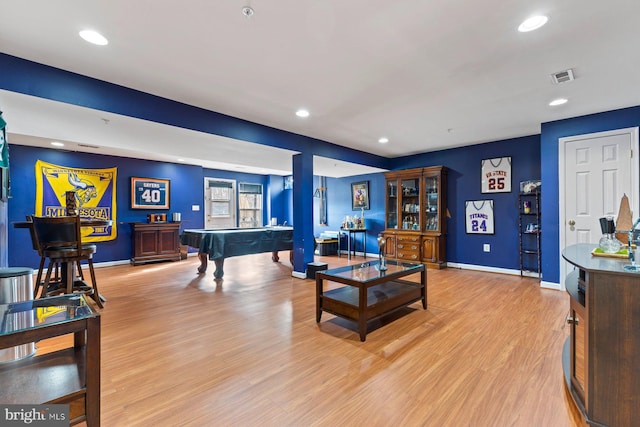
left=35, top=160, right=117, bottom=241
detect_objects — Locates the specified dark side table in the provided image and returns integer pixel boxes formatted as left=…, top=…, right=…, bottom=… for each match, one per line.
left=340, top=228, right=367, bottom=259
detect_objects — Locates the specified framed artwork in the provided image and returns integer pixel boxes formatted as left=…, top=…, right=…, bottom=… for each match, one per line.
left=131, top=177, right=170, bottom=209
left=481, top=157, right=512, bottom=193
left=465, top=200, right=495, bottom=234
left=351, top=181, right=370, bottom=210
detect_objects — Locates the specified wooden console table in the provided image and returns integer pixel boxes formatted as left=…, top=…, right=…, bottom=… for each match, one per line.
left=130, top=222, right=181, bottom=265
left=0, top=294, right=101, bottom=426
left=316, top=260, right=425, bottom=341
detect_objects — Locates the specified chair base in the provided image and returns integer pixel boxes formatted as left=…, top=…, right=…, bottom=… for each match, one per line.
left=44, top=279, right=94, bottom=297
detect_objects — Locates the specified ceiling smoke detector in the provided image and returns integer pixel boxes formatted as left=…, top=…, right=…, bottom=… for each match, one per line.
left=551, top=69, right=575, bottom=84
left=242, top=6, right=254, bottom=18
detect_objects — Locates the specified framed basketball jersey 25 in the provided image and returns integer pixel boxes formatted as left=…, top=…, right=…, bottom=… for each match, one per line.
left=481, top=157, right=511, bottom=193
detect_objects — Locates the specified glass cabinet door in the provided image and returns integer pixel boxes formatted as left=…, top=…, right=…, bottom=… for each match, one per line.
left=400, top=178, right=420, bottom=230
left=424, top=175, right=439, bottom=231
left=386, top=180, right=398, bottom=229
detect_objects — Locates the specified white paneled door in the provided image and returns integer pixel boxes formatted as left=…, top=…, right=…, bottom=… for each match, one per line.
left=559, top=127, right=639, bottom=288
left=204, top=178, right=236, bottom=229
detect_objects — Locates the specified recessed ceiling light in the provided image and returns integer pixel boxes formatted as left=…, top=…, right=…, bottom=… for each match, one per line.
left=242, top=6, right=254, bottom=18
left=378, top=137, right=389, bottom=144
left=50, top=141, right=65, bottom=147
left=295, top=109, right=310, bottom=118
left=518, top=15, right=548, bottom=32
left=79, top=30, right=109, bottom=46
left=549, top=98, right=568, bottom=106
left=177, top=158, right=185, bottom=162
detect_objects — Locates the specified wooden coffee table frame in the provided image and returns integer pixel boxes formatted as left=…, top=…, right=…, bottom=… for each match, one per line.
left=316, top=261, right=426, bottom=341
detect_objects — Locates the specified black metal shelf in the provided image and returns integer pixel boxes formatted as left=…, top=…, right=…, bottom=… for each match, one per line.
left=519, top=191, right=541, bottom=279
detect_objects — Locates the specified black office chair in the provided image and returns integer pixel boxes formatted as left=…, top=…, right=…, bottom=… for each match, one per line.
left=31, top=215, right=103, bottom=308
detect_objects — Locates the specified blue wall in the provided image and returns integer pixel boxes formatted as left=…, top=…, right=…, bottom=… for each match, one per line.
left=541, top=105, right=640, bottom=283
left=0, top=53, right=389, bottom=274
left=4, top=52, right=640, bottom=283
left=0, top=53, right=389, bottom=171
left=314, top=172, right=386, bottom=254
left=388, top=135, right=541, bottom=270
left=312, top=132, right=541, bottom=272
left=8, top=144, right=278, bottom=268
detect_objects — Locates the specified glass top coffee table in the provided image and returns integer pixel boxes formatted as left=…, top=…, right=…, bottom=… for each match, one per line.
left=316, top=260, right=426, bottom=341
left=0, top=294, right=101, bottom=426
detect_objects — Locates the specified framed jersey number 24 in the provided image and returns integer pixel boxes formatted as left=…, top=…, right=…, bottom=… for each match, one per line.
left=465, top=200, right=495, bottom=234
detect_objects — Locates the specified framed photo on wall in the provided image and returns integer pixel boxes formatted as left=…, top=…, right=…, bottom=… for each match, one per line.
left=481, top=157, right=511, bottom=193
left=131, top=177, right=170, bottom=209
left=351, top=181, right=370, bottom=210
left=465, top=200, right=494, bottom=234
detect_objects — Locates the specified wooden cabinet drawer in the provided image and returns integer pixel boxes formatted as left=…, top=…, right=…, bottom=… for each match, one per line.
left=397, top=235, right=420, bottom=244
left=395, top=233, right=420, bottom=261
left=396, top=250, right=420, bottom=261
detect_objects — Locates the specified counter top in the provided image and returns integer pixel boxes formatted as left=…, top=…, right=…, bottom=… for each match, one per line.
left=562, top=243, right=636, bottom=276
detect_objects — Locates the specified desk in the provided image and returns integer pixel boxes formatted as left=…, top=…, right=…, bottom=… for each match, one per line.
left=0, top=294, right=101, bottom=426
left=340, top=228, right=367, bottom=259
left=181, top=226, right=293, bottom=278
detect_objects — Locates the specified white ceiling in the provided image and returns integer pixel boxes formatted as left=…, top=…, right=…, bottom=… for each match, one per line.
left=1, top=0, right=639, bottom=176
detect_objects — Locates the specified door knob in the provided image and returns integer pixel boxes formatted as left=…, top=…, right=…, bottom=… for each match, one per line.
left=568, top=219, right=575, bottom=226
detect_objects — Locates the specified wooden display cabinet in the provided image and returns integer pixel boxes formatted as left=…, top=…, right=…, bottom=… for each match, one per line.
left=130, top=222, right=181, bottom=265
left=382, top=166, right=447, bottom=268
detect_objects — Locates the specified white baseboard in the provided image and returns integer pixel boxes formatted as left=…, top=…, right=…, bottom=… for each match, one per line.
left=540, top=280, right=562, bottom=291
left=86, top=256, right=568, bottom=289
left=93, top=259, right=131, bottom=268
left=446, top=262, right=561, bottom=291
left=336, top=250, right=374, bottom=259
left=292, top=271, right=307, bottom=279
left=446, top=262, right=523, bottom=276
left=91, top=252, right=198, bottom=269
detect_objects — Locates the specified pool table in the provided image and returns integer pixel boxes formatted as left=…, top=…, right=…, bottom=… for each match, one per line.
left=180, top=226, right=293, bottom=278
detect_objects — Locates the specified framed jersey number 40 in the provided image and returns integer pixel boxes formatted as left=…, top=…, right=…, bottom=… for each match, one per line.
left=131, top=177, right=170, bottom=209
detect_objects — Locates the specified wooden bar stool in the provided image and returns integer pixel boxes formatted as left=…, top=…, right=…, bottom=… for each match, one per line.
left=31, top=215, right=103, bottom=308
left=25, top=215, right=62, bottom=298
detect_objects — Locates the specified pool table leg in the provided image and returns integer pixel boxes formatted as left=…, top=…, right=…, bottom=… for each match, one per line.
left=197, top=252, right=208, bottom=273
left=272, top=251, right=293, bottom=264
left=213, top=259, right=224, bottom=279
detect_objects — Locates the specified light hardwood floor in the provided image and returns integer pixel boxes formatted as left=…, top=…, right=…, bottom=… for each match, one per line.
left=42, top=253, right=581, bottom=426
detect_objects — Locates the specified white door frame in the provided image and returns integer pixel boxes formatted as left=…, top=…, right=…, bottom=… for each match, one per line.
left=203, top=177, right=237, bottom=229
left=558, top=127, right=639, bottom=290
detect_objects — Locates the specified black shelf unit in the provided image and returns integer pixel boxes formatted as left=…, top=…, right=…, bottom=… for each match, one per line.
left=519, top=191, right=541, bottom=278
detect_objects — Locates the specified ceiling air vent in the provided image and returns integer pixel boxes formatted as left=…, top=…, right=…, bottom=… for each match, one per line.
left=551, top=69, right=575, bottom=84
left=78, top=144, right=100, bottom=149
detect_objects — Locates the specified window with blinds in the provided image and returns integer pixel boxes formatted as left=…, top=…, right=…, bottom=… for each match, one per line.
left=238, top=183, right=263, bottom=228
